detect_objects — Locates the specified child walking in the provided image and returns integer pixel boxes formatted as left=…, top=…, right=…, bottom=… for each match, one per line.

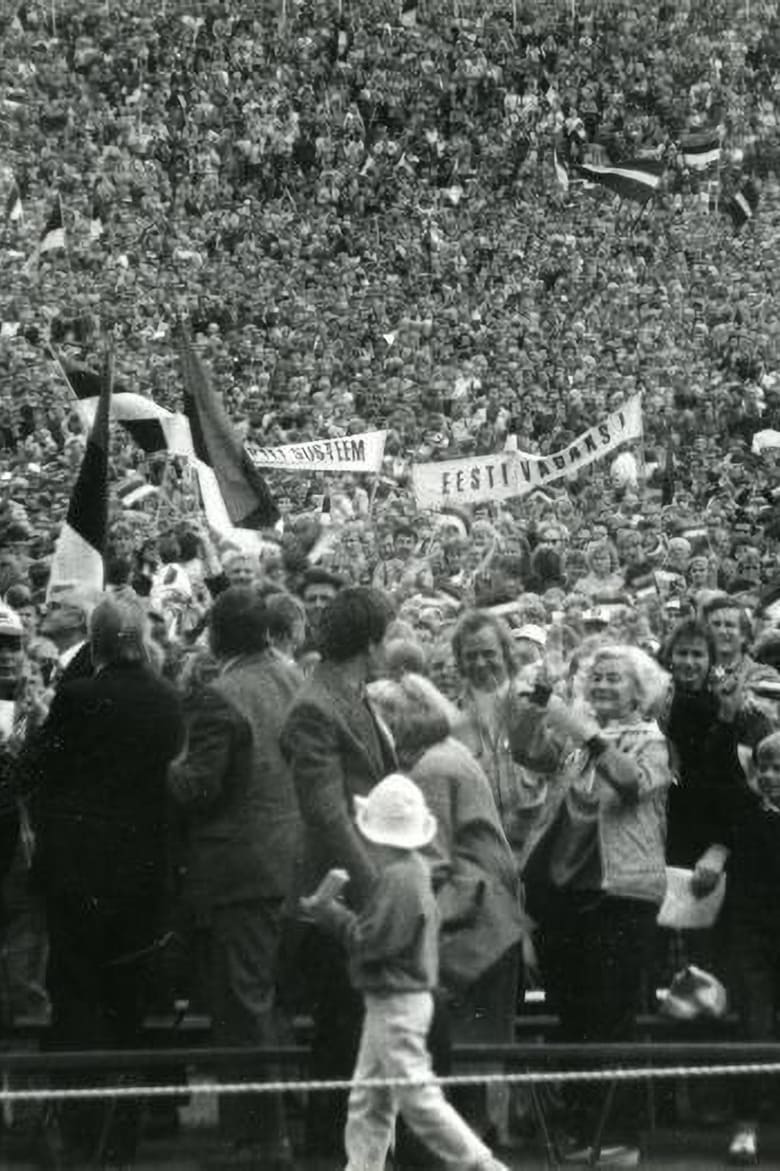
left=300, top=773, right=509, bottom=1171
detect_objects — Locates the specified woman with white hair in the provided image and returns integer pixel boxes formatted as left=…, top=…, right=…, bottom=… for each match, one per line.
left=368, top=672, right=529, bottom=1143
left=509, top=643, right=672, bottom=1163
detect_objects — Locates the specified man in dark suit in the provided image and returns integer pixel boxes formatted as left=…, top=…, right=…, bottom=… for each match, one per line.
left=39, top=582, right=99, bottom=686
left=280, top=585, right=396, bottom=1157
left=22, top=596, right=184, bottom=1167
left=168, top=587, right=303, bottom=1171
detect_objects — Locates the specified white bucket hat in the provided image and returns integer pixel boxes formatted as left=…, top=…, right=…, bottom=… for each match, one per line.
left=355, top=774, right=437, bottom=851
left=660, top=965, right=727, bottom=1021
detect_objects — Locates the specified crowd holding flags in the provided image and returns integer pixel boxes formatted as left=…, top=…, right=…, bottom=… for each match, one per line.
left=41, top=323, right=281, bottom=575
left=553, top=119, right=760, bottom=232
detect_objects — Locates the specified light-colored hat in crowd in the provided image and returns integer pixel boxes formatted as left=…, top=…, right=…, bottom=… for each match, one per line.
left=355, top=774, right=437, bottom=851
left=514, top=623, right=548, bottom=649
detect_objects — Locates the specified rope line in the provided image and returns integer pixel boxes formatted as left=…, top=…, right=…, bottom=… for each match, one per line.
left=5, top=1062, right=780, bottom=1102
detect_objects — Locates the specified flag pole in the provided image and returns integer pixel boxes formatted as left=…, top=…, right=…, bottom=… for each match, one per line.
left=46, top=338, right=81, bottom=411
left=368, top=472, right=381, bottom=517
left=59, top=193, right=73, bottom=276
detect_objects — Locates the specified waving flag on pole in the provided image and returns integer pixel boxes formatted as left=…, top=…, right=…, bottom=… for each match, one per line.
left=727, top=177, right=759, bottom=233
left=578, top=158, right=665, bottom=203
left=50, top=348, right=192, bottom=456
left=47, top=350, right=112, bottom=598
left=180, top=324, right=279, bottom=529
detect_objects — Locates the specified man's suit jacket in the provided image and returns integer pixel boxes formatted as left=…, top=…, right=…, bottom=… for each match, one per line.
left=25, top=661, right=184, bottom=899
left=280, top=661, right=396, bottom=907
left=56, top=641, right=94, bottom=688
left=168, top=651, right=303, bottom=908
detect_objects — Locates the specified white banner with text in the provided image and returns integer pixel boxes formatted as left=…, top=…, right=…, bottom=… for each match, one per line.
left=248, top=430, right=387, bottom=473
left=412, top=396, right=643, bottom=509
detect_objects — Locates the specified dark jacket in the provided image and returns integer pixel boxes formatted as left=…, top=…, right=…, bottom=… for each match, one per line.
left=168, top=651, right=303, bottom=908
left=56, top=640, right=94, bottom=688
left=280, top=662, right=396, bottom=908
left=661, top=686, right=771, bottom=867
left=24, top=662, right=184, bottom=899
left=716, top=782, right=780, bottom=923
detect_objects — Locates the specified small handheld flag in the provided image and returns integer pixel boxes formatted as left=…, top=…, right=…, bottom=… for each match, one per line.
left=728, top=178, right=759, bottom=233
left=400, top=0, right=417, bottom=28
left=40, top=195, right=66, bottom=253
left=4, top=180, right=22, bottom=224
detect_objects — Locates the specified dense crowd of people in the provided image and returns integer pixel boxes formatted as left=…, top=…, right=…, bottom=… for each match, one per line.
left=3, top=0, right=780, bottom=1168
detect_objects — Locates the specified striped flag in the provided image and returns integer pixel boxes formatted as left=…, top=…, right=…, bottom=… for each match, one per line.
left=53, top=350, right=193, bottom=456
left=681, top=128, right=721, bottom=171
left=48, top=351, right=113, bottom=598
left=4, top=180, right=22, bottom=223
left=578, top=157, right=665, bottom=204
left=553, top=147, right=569, bottom=193
left=180, top=324, right=279, bottom=529
left=728, top=177, right=759, bottom=232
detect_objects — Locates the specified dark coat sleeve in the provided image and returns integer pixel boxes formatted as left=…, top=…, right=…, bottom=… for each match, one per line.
left=168, top=687, right=246, bottom=811
left=281, top=699, right=376, bottom=905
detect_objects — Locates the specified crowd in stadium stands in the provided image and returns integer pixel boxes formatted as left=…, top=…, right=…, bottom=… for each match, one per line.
left=4, top=0, right=780, bottom=1166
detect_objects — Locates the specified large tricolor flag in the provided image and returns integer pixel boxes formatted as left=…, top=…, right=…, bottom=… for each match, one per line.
left=47, top=351, right=112, bottom=598
left=53, top=349, right=192, bottom=456
left=179, top=325, right=279, bottom=528
left=680, top=128, right=721, bottom=171
left=578, top=158, right=665, bottom=204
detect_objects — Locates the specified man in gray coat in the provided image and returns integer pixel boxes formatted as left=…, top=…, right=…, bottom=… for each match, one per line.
left=169, top=587, right=303, bottom=1171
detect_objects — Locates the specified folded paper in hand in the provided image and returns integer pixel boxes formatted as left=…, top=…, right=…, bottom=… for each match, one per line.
left=657, top=866, right=726, bottom=930
left=309, top=868, right=349, bottom=904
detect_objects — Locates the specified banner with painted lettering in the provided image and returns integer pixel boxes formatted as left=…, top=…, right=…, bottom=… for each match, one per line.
left=247, top=430, right=387, bottom=473
left=411, top=396, right=643, bottom=509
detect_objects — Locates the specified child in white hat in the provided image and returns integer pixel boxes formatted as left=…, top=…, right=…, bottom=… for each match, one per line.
left=300, top=773, right=508, bottom=1171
